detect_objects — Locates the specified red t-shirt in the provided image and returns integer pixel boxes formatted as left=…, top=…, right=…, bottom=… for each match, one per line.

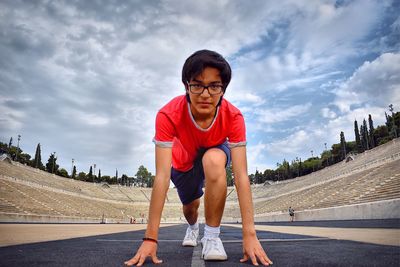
left=153, top=95, right=246, bottom=172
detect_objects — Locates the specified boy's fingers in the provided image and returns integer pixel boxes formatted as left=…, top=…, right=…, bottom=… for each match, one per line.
left=136, top=255, right=146, bottom=267
left=265, top=255, right=273, bottom=265
left=250, top=253, right=259, bottom=266
left=257, top=254, right=270, bottom=266
left=258, top=250, right=273, bottom=265
left=151, top=254, right=162, bottom=264
left=124, top=256, right=139, bottom=266
left=240, top=253, right=249, bottom=262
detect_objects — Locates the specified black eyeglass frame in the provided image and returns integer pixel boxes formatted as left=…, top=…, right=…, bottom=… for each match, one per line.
left=186, top=82, right=224, bottom=95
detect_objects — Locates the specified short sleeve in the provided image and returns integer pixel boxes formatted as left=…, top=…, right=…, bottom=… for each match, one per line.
left=153, top=112, right=176, bottom=148
left=227, top=113, right=247, bottom=148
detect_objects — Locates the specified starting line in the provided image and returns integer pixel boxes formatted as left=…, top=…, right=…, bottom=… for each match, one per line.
left=96, top=237, right=330, bottom=243
left=96, top=237, right=331, bottom=267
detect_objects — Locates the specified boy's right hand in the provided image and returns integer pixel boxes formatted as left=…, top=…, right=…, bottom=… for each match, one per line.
left=124, top=241, right=162, bottom=266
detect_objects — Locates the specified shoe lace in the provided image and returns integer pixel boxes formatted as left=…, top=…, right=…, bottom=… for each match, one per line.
left=207, top=238, right=222, bottom=252
left=186, top=228, right=197, bottom=240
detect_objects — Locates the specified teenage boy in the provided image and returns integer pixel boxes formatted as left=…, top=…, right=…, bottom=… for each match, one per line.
left=124, top=50, right=273, bottom=266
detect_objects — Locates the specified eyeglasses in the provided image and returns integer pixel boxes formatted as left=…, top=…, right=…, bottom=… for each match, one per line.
left=187, top=82, right=223, bottom=95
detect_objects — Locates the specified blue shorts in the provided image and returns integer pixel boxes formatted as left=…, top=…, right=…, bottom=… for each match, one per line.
left=171, top=142, right=231, bottom=205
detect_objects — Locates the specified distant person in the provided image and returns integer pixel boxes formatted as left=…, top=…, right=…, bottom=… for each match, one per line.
left=124, top=50, right=273, bottom=266
left=289, top=207, right=295, bottom=222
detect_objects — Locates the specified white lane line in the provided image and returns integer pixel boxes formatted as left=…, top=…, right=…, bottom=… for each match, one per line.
left=96, top=237, right=330, bottom=243
left=191, top=244, right=204, bottom=267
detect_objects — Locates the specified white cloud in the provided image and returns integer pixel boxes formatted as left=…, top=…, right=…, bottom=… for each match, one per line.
left=255, top=103, right=312, bottom=124
left=246, top=142, right=275, bottom=173
left=321, top=107, right=337, bottom=119
left=334, top=53, right=400, bottom=113
left=226, top=91, right=265, bottom=108
left=79, top=113, right=109, bottom=126
left=266, top=130, right=309, bottom=156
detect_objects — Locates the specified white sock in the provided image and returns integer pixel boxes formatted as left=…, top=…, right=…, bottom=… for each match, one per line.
left=204, top=224, right=220, bottom=238
left=189, top=222, right=199, bottom=231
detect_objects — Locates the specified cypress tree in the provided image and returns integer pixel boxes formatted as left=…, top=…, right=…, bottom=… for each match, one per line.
left=354, top=120, right=363, bottom=153
left=360, top=125, right=364, bottom=149
left=33, top=143, right=45, bottom=170
left=98, top=169, right=101, bottom=182
left=362, top=119, right=369, bottom=150
left=340, top=131, right=346, bottom=160
left=368, top=114, right=375, bottom=148
left=88, top=166, right=93, bottom=182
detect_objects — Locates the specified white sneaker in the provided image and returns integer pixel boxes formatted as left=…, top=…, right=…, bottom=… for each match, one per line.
left=182, top=226, right=199, bottom=247
left=201, top=237, right=228, bottom=260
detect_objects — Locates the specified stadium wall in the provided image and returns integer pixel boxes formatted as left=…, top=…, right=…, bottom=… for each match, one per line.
left=0, top=213, right=127, bottom=224
left=253, top=199, right=400, bottom=222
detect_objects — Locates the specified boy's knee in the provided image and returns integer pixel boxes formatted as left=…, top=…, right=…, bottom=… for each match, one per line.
left=202, top=149, right=226, bottom=171
left=202, top=149, right=227, bottom=183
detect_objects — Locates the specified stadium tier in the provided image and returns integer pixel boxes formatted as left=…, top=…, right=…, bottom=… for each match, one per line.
left=0, top=138, right=399, bottom=223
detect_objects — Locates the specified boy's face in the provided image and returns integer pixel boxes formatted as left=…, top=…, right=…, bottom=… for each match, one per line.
left=187, top=67, right=223, bottom=118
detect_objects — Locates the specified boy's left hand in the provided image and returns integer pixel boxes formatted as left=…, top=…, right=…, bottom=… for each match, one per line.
left=240, top=235, right=273, bottom=266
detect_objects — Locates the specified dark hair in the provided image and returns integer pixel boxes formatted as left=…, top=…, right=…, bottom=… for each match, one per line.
left=182, top=50, right=232, bottom=92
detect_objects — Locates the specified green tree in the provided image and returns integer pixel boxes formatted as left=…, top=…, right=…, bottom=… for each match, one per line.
left=97, top=169, right=101, bottom=183
left=320, top=150, right=332, bottom=167
left=88, top=166, right=93, bottom=182
left=0, top=142, right=8, bottom=154
left=147, top=175, right=155, bottom=188
left=249, top=173, right=255, bottom=184
left=354, top=120, right=363, bottom=153
left=57, top=168, right=69, bottom=178
left=226, top=164, right=234, bottom=186
left=135, top=165, right=152, bottom=187
left=101, top=175, right=111, bottom=183
left=361, top=119, right=369, bottom=150
left=346, top=141, right=357, bottom=154
left=17, top=153, right=31, bottom=165
left=280, top=159, right=291, bottom=179
left=6, top=145, right=22, bottom=162
left=121, top=174, right=128, bottom=186
left=298, top=158, right=303, bottom=176
left=0, top=141, right=28, bottom=163
left=368, top=114, right=376, bottom=148
left=263, top=169, right=275, bottom=181
left=276, top=163, right=282, bottom=181
left=374, top=125, right=390, bottom=145
left=78, top=172, right=86, bottom=181
left=32, top=143, right=45, bottom=170
left=388, top=106, right=399, bottom=138
left=46, top=153, right=59, bottom=174
left=340, top=131, right=346, bottom=160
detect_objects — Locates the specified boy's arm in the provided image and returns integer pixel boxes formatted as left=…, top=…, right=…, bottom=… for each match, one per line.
left=124, top=146, right=171, bottom=267
left=145, top=146, right=172, bottom=239
left=231, top=146, right=273, bottom=266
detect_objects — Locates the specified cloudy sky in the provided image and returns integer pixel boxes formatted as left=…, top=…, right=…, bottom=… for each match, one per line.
left=1, top=0, right=399, bottom=177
